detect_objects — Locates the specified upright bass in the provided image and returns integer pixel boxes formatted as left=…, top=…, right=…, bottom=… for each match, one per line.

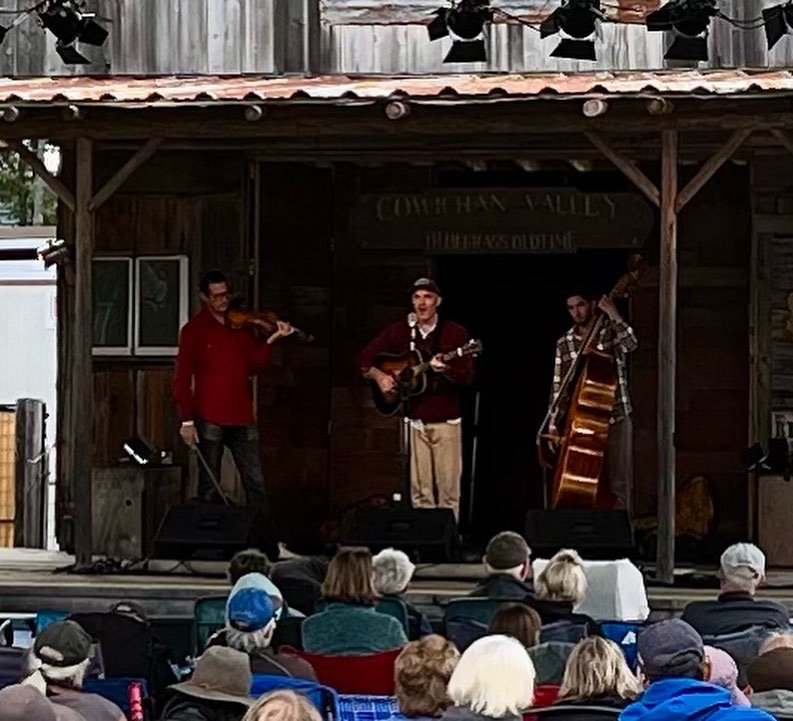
left=537, top=257, right=646, bottom=509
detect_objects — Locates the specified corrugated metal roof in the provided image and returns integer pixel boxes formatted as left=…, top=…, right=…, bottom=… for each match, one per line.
left=1, top=70, right=793, bottom=104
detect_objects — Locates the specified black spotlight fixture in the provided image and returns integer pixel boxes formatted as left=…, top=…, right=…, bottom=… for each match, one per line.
left=540, top=0, right=603, bottom=61
left=427, top=0, right=492, bottom=63
left=38, top=0, right=109, bottom=65
left=37, top=239, right=71, bottom=268
left=123, top=437, right=160, bottom=466
left=646, top=0, right=718, bottom=62
left=763, top=2, right=793, bottom=51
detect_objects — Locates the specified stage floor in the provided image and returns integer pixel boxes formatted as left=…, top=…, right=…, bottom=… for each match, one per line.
left=3, top=549, right=793, bottom=619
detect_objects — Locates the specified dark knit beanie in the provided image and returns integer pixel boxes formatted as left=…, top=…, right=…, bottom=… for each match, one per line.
left=748, top=648, right=793, bottom=692
left=485, top=532, right=530, bottom=570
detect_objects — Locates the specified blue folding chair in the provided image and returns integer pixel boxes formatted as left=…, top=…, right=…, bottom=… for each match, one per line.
left=35, top=610, right=68, bottom=636
left=600, top=621, right=643, bottom=670
left=83, top=677, right=149, bottom=717
left=251, top=673, right=339, bottom=721
left=337, top=695, right=402, bottom=721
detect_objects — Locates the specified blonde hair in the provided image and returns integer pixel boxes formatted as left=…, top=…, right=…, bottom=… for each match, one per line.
left=321, top=547, right=377, bottom=605
left=243, top=690, right=322, bottom=721
left=395, top=635, right=460, bottom=717
left=558, top=637, right=641, bottom=703
left=535, top=549, right=587, bottom=605
left=447, top=635, right=535, bottom=718
left=760, top=632, right=793, bottom=655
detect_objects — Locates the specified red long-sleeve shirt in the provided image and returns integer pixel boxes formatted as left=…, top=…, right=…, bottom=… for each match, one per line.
left=358, top=317, right=474, bottom=423
left=173, top=307, right=273, bottom=426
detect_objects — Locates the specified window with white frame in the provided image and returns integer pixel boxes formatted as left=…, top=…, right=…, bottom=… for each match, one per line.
left=93, top=255, right=189, bottom=357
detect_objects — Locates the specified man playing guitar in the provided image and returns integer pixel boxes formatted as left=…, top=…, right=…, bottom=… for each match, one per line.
left=358, top=278, right=474, bottom=520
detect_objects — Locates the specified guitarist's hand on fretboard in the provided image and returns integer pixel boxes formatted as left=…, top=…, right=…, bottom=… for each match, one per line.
left=430, top=354, right=449, bottom=373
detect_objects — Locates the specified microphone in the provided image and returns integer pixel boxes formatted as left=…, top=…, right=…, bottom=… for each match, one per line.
left=407, top=312, right=417, bottom=328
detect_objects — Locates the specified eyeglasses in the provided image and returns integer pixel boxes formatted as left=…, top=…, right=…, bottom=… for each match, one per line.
left=209, top=291, right=230, bottom=300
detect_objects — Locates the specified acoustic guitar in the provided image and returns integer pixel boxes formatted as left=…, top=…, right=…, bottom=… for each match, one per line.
left=369, top=339, right=483, bottom=416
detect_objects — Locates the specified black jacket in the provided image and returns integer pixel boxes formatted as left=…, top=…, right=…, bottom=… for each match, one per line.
left=159, top=694, right=248, bottom=721
left=537, top=695, right=631, bottom=721
left=681, top=592, right=790, bottom=636
left=469, top=574, right=534, bottom=600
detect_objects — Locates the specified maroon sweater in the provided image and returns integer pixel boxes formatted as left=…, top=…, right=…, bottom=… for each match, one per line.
left=358, top=317, right=474, bottom=423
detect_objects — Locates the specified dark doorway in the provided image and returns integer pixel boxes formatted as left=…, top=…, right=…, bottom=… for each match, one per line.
left=435, top=250, right=631, bottom=543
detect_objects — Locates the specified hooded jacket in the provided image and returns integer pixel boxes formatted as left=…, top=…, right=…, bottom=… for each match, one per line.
left=620, top=679, right=774, bottom=721
left=750, top=689, right=793, bottom=718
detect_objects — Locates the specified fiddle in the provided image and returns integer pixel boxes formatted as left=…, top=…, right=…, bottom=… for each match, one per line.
left=227, top=308, right=314, bottom=343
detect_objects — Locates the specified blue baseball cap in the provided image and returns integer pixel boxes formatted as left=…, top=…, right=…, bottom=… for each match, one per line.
left=227, top=588, right=276, bottom=632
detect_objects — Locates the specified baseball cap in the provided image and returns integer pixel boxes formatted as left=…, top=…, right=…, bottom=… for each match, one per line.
left=411, top=278, right=441, bottom=296
left=720, top=543, right=766, bottom=579
left=33, top=620, right=92, bottom=668
left=637, top=619, right=704, bottom=680
left=227, top=587, right=276, bottom=632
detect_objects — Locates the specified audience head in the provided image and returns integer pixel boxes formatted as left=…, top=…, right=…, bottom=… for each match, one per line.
left=321, top=547, right=377, bottom=606
left=242, top=690, right=322, bottom=721
left=226, top=585, right=278, bottom=654
left=229, top=548, right=272, bottom=585
left=488, top=603, right=541, bottom=649
left=484, top=532, right=531, bottom=582
left=703, top=646, right=750, bottom=707
left=448, top=634, right=535, bottom=718
left=26, top=620, right=93, bottom=691
left=372, top=548, right=416, bottom=596
left=559, top=636, right=641, bottom=703
left=719, top=543, right=766, bottom=595
left=170, top=647, right=253, bottom=708
left=395, top=635, right=460, bottom=718
left=760, top=632, right=793, bottom=656
left=535, top=549, right=587, bottom=605
left=0, top=685, right=57, bottom=721
left=637, top=620, right=705, bottom=683
left=748, top=647, right=793, bottom=693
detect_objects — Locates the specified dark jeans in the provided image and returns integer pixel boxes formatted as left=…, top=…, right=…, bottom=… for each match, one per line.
left=195, top=419, right=280, bottom=555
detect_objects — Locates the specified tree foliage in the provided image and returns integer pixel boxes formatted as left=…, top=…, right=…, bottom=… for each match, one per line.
left=0, top=141, right=57, bottom=225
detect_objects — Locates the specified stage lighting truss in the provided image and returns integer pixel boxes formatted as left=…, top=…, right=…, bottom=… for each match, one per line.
left=427, top=0, right=493, bottom=63
left=540, top=0, right=604, bottom=61
left=763, top=2, right=793, bottom=51
left=645, top=0, right=719, bottom=62
left=0, top=0, right=108, bottom=65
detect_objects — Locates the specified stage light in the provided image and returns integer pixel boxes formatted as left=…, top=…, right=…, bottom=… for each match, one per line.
left=763, top=2, right=793, bottom=51
left=37, top=239, right=70, bottom=268
left=123, top=437, right=159, bottom=466
left=427, top=0, right=492, bottom=63
left=646, top=0, right=718, bottom=61
left=38, top=0, right=108, bottom=65
left=540, top=0, right=602, bottom=61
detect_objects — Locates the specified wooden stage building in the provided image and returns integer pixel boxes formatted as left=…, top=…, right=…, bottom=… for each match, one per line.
left=1, top=70, right=793, bottom=580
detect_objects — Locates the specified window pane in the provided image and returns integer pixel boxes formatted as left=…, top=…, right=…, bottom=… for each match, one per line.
left=92, top=259, right=130, bottom=348
left=137, top=258, right=183, bottom=348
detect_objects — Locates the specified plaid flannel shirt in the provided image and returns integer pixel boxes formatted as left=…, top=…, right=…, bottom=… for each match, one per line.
left=551, top=319, right=638, bottom=423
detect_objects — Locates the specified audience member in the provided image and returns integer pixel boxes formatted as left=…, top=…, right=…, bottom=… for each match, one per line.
left=24, top=620, right=125, bottom=721
left=0, top=684, right=58, bottom=721
left=704, top=646, right=751, bottom=707
left=302, top=547, right=407, bottom=654
left=682, top=544, right=789, bottom=636
left=470, top=532, right=533, bottom=599
left=161, top=647, right=254, bottom=721
left=443, top=635, right=535, bottom=721
left=488, top=602, right=572, bottom=685
left=228, top=555, right=304, bottom=621
left=271, top=558, right=329, bottom=616
left=621, top=619, right=773, bottom=721
left=758, top=632, right=793, bottom=656
left=747, top=647, right=793, bottom=718
left=531, top=549, right=599, bottom=634
left=393, top=635, right=460, bottom=720
left=242, top=690, right=322, bottom=721
left=555, top=636, right=640, bottom=714
left=230, top=549, right=272, bottom=585
left=217, top=582, right=317, bottom=680
left=373, top=548, right=433, bottom=640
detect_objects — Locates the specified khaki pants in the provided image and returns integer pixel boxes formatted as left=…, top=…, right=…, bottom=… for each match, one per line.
left=605, top=414, right=634, bottom=515
left=410, top=422, right=462, bottom=520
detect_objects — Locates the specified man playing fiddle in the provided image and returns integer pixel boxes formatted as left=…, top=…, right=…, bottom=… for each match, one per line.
left=173, top=270, right=293, bottom=559
left=548, top=289, right=638, bottom=512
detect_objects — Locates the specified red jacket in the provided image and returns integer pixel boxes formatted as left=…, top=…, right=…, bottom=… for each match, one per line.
left=173, top=307, right=272, bottom=426
left=358, top=317, right=474, bottom=423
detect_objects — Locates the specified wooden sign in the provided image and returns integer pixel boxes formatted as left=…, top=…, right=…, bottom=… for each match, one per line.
left=349, top=188, right=655, bottom=254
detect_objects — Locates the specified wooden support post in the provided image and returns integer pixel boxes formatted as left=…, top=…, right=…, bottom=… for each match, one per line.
left=771, top=128, right=793, bottom=160
left=73, top=138, right=94, bottom=568
left=657, top=129, right=678, bottom=585
left=584, top=132, right=660, bottom=208
left=3, top=140, right=75, bottom=211
left=89, top=137, right=163, bottom=212
left=676, top=129, right=753, bottom=212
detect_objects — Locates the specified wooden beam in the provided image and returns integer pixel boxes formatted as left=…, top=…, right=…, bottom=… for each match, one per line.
left=585, top=132, right=660, bottom=207
left=771, top=128, right=793, bottom=160
left=657, top=128, right=678, bottom=585
left=72, top=137, right=94, bottom=568
left=88, top=137, right=162, bottom=212
left=3, top=140, right=75, bottom=211
left=676, top=129, right=753, bottom=212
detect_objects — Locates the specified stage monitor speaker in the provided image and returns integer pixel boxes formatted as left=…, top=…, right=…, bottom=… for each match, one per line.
left=524, top=509, right=634, bottom=559
left=152, top=504, right=269, bottom=561
left=341, top=507, right=457, bottom=562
